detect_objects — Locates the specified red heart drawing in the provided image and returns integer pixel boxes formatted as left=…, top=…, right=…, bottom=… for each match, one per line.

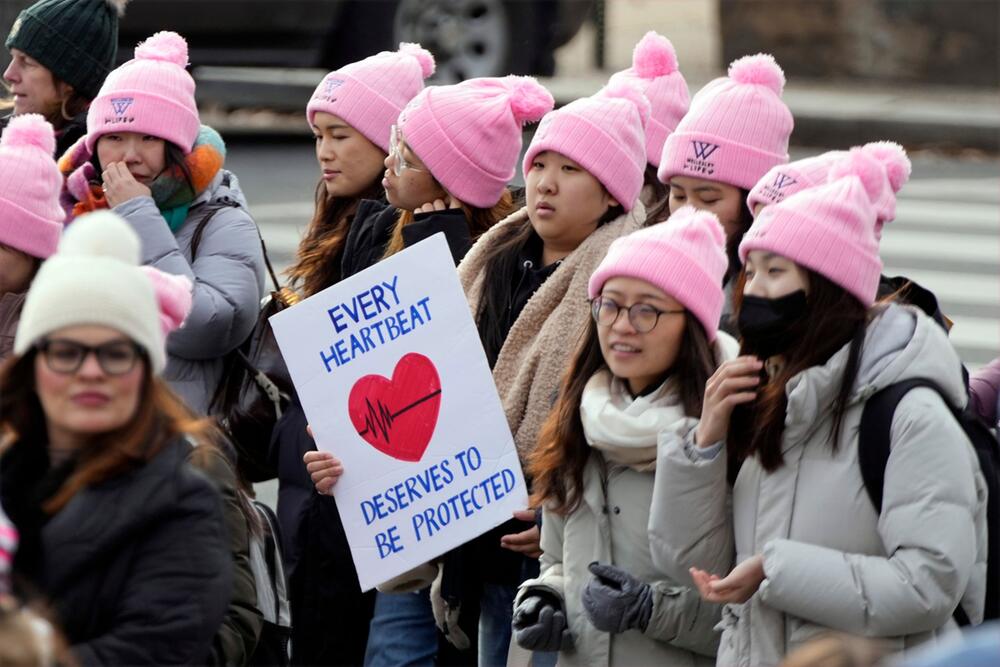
left=348, top=353, right=442, bottom=462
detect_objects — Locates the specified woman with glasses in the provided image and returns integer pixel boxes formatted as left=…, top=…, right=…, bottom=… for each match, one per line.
left=0, top=210, right=232, bottom=665
left=513, top=206, right=734, bottom=666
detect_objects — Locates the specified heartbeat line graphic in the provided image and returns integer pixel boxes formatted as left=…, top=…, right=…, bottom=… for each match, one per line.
left=357, top=389, right=443, bottom=444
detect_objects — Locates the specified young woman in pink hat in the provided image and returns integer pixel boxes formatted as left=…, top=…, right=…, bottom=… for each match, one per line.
left=303, top=73, right=555, bottom=666
left=656, top=53, right=794, bottom=332
left=0, top=114, right=64, bottom=364
left=650, top=152, right=986, bottom=667
left=514, top=206, right=736, bottom=666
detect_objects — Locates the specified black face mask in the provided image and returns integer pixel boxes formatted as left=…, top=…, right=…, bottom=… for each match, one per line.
left=737, top=290, right=809, bottom=359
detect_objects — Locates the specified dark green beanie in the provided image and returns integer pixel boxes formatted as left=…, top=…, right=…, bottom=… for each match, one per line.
left=5, top=0, right=127, bottom=100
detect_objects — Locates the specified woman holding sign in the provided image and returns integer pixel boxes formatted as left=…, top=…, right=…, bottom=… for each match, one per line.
left=304, top=74, right=555, bottom=666
left=513, top=206, right=736, bottom=665
left=274, top=42, right=435, bottom=667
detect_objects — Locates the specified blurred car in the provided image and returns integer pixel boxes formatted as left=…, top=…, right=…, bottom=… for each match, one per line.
left=115, top=0, right=595, bottom=81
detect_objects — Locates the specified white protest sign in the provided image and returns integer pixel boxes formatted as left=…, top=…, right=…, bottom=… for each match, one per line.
left=270, top=233, right=528, bottom=591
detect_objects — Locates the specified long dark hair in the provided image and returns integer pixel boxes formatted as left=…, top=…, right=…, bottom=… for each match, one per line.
left=640, top=164, right=668, bottom=224
left=725, top=191, right=756, bottom=284
left=0, top=350, right=218, bottom=514
left=529, top=311, right=717, bottom=515
left=726, top=270, right=869, bottom=482
left=475, top=203, right=624, bottom=367
left=287, top=178, right=386, bottom=297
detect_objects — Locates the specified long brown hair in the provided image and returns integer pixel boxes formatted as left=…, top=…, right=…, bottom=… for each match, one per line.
left=726, top=270, right=869, bottom=481
left=528, top=311, right=717, bottom=515
left=0, top=350, right=216, bottom=514
left=381, top=188, right=516, bottom=260
left=287, top=178, right=385, bottom=297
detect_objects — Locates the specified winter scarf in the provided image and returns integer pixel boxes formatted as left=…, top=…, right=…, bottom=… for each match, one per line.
left=580, top=370, right=687, bottom=472
left=458, top=203, right=644, bottom=460
left=59, top=125, right=226, bottom=231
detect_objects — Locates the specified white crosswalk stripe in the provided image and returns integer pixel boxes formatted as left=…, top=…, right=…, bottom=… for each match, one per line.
left=254, top=176, right=1000, bottom=369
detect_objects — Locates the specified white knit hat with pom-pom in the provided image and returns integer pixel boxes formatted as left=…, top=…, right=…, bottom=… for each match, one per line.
left=523, top=81, right=651, bottom=211
left=0, top=114, right=64, bottom=259
left=86, top=31, right=200, bottom=153
left=15, top=210, right=192, bottom=372
left=609, top=31, right=690, bottom=167
left=740, top=148, right=884, bottom=307
left=659, top=53, right=793, bottom=190
left=307, top=42, right=435, bottom=153
left=399, top=75, right=554, bottom=208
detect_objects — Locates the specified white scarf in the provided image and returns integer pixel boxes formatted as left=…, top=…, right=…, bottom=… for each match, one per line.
left=579, top=370, right=689, bottom=472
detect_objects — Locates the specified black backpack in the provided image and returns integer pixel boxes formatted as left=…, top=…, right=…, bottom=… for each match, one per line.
left=858, top=378, right=1000, bottom=626
left=188, top=189, right=296, bottom=483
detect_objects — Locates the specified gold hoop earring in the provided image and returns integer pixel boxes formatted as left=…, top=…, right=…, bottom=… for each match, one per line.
left=60, top=97, right=73, bottom=122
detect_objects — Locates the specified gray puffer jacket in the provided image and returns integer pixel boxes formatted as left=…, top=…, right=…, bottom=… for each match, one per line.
left=114, top=171, right=265, bottom=414
left=649, top=304, right=988, bottom=667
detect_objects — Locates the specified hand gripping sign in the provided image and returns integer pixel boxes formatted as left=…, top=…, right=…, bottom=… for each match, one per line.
left=270, top=234, right=528, bottom=591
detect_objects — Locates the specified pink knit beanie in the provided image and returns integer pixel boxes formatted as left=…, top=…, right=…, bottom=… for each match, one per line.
left=398, top=76, right=553, bottom=208
left=307, top=43, right=435, bottom=153
left=608, top=31, right=689, bottom=168
left=747, top=141, right=911, bottom=237
left=0, top=114, right=64, bottom=259
left=739, top=148, right=885, bottom=307
left=523, top=82, right=651, bottom=212
left=658, top=53, right=793, bottom=190
left=86, top=31, right=200, bottom=154
left=589, top=206, right=727, bottom=340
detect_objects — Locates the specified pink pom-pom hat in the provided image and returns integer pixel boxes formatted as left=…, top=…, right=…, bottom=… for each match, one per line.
left=740, top=149, right=884, bottom=307
left=608, top=31, right=690, bottom=167
left=658, top=53, right=793, bottom=191
left=589, top=205, right=727, bottom=339
left=0, top=114, right=65, bottom=259
left=306, top=42, right=436, bottom=153
left=399, top=75, right=554, bottom=208
left=86, top=31, right=200, bottom=154
left=523, top=82, right=650, bottom=212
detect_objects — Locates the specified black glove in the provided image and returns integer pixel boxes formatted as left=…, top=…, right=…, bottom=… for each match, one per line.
left=581, top=562, right=654, bottom=633
left=512, top=593, right=573, bottom=652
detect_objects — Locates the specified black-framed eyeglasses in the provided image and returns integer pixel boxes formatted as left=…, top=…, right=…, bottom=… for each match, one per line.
left=590, top=296, right=684, bottom=334
left=36, top=338, right=143, bottom=376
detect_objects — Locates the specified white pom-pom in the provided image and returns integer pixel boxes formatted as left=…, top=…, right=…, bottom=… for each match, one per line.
left=861, top=141, right=911, bottom=192
left=507, top=76, right=554, bottom=124
left=134, top=31, right=189, bottom=68
left=1, top=113, right=54, bottom=154
left=60, top=211, right=140, bottom=265
left=601, top=81, right=651, bottom=129
left=728, top=53, right=785, bottom=96
left=398, top=42, right=435, bottom=79
left=104, top=0, right=131, bottom=17
left=828, top=148, right=883, bottom=204
left=632, top=31, right=679, bottom=79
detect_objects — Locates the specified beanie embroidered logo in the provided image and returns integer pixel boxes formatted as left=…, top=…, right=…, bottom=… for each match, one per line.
left=687, top=141, right=720, bottom=176
left=8, top=16, right=20, bottom=40
left=760, top=171, right=798, bottom=202
left=317, top=78, right=345, bottom=102
left=105, top=97, right=136, bottom=125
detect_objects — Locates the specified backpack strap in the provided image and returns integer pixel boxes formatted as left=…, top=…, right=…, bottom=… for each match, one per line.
left=252, top=500, right=290, bottom=627
left=858, top=378, right=951, bottom=513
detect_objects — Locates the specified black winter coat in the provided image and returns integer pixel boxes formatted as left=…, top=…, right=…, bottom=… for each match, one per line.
left=2, top=437, right=232, bottom=666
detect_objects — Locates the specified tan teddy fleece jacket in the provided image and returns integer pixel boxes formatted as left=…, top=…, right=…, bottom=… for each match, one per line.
left=458, top=203, right=644, bottom=461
